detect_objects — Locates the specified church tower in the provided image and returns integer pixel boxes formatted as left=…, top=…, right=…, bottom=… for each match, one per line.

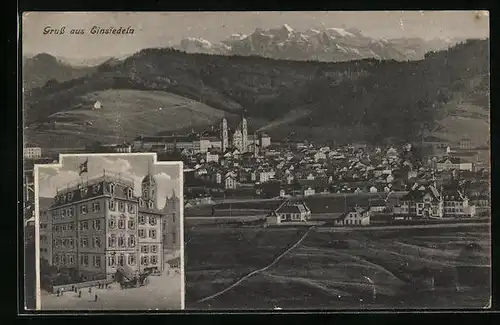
left=163, top=189, right=181, bottom=252
left=221, top=117, right=228, bottom=152
left=241, top=111, right=248, bottom=153
left=141, top=161, right=157, bottom=207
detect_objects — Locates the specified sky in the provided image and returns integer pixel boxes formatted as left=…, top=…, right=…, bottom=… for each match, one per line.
left=36, top=154, right=181, bottom=209
left=21, top=11, right=489, bottom=60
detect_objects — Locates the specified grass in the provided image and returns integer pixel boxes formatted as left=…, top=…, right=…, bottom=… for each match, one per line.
left=186, top=224, right=491, bottom=309
left=184, top=226, right=308, bottom=302
left=25, top=89, right=231, bottom=148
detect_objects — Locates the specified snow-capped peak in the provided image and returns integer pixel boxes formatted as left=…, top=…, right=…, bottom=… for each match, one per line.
left=325, top=28, right=355, bottom=37
left=282, top=24, right=294, bottom=33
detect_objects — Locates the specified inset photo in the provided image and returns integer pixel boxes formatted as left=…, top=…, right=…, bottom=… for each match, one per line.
left=34, top=153, right=183, bottom=310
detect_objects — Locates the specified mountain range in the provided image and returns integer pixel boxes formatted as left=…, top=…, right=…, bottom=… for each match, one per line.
left=23, top=39, right=489, bottom=149
left=176, top=24, right=463, bottom=62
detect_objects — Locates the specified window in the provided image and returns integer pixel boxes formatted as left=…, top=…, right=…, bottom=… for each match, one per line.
left=81, top=237, right=88, bottom=248
left=93, top=219, right=101, bottom=230
left=81, top=255, right=89, bottom=266
left=172, top=212, right=176, bottom=223
left=80, top=204, right=88, bottom=214
left=128, top=218, right=136, bottom=230
left=108, top=217, right=116, bottom=229
left=172, top=232, right=176, bottom=245
left=61, top=209, right=66, bottom=218
left=109, top=200, right=116, bottom=211
left=68, top=207, right=74, bottom=217
left=62, top=225, right=67, bottom=232
left=118, top=254, right=125, bottom=267
left=68, top=255, right=74, bottom=265
left=61, top=238, right=67, bottom=248
left=128, top=204, right=135, bottom=213
left=93, top=184, right=101, bottom=194
left=151, top=245, right=157, bottom=253
left=119, top=201, right=125, bottom=212
left=118, top=235, right=125, bottom=247
left=95, top=237, right=101, bottom=248
left=149, top=216, right=157, bottom=225
left=139, top=229, right=145, bottom=238
left=139, top=198, right=144, bottom=207
left=109, top=183, right=115, bottom=195
left=128, top=254, right=136, bottom=266
left=93, top=256, right=101, bottom=268
left=148, top=201, right=154, bottom=209
left=108, top=234, right=116, bottom=248
left=118, top=216, right=126, bottom=229
left=61, top=255, right=66, bottom=265
left=149, top=229, right=157, bottom=239
left=127, top=188, right=133, bottom=198
left=80, top=221, right=89, bottom=231
left=68, top=192, right=73, bottom=201
left=92, top=202, right=101, bottom=212
left=141, top=245, right=150, bottom=253
left=69, top=238, right=74, bottom=248
left=150, top=255, right=158, bottom=265
left=139, top=215, right=146, bottom=224
left=54, top=255, right=60, bottom=264
left=108, top=255, right=116, bottom=266
left=128, top=235, right=136, bottom=248
left=141, top=256, right=149, bottom=265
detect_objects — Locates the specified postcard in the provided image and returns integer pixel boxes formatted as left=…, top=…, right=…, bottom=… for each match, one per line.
left=22, top=11, right=490, bottom=311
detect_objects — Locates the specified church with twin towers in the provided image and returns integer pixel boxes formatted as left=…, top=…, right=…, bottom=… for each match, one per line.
left=219, top=112, right=271, bottom=154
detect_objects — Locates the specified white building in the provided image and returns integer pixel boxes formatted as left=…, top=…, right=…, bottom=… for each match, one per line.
left=334, top=207, right=371, bottom=226
left=266, top=201, right=311, bottom=224
left=442, top=188, right=476, bottom=218
left=436, top=158, right=474, bottom=172
left=24, top=147, right=42, bottom=159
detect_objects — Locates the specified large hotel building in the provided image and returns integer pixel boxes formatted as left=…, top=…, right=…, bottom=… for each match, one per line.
left=48, top=169, right=179, bottom=281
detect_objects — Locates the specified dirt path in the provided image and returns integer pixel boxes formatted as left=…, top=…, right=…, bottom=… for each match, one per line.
left=196, top=226, right=315, bottom=303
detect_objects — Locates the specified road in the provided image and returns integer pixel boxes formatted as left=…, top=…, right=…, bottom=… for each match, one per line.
left=40, top=264, right=183, bottom=310
left=316, top=221, right=489, bottom=232
left=196, top=226, right=315, bottom=303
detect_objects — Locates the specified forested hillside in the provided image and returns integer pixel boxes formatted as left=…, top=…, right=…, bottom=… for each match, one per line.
left=24, top=39, right=489, bottom=145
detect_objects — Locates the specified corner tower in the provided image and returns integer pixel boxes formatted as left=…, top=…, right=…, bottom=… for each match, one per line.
left=141, top=161, right=157, bottom=207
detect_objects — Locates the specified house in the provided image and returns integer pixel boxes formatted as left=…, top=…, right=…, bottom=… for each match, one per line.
left=206, top=151, right=219, bottom=163
left=303, top=187, right=316, bottom=196
left=459, top=137, right=474, bottom=150
left=314, top=151, right=327, bottom=162
left=266, top=201, right=311, bottom=224
left=224, top=175, right=238, bottom=189
left=333, top=207, right=371, bottom=226
left=368, top=199, right=387, bottom=213
left=397, top=186, right=443, bottom=219
left=442, top=187, right=476, bottom=218
left=436, top=158, right=474, bottom=172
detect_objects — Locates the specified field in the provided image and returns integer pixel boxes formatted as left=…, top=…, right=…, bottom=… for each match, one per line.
left=25, top=89, right=231, bottom=148
left=185, top=223, right=491, bottom=310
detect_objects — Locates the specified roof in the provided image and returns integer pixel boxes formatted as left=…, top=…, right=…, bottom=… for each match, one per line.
left=401, top=186, right=441, bottom=202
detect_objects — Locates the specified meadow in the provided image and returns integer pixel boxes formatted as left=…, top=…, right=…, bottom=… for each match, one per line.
left=185, top=223, right=490, bottom=310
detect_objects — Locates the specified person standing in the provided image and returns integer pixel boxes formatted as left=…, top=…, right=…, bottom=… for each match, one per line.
left=94, top=294, right=98, bottom=302
left=78, top=290, right=82, bottom=298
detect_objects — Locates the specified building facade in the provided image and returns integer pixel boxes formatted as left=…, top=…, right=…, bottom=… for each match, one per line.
left=162, top=190, right=181, bottom=252
left=49, top=171, right=166, bottom=282
left=334, top=207, right=371, bottom=226
left=396, top=186, right=444, bottom=219
left=24, top=147, right=42, bottom=160
left=39, top=207, right=52, bottom=265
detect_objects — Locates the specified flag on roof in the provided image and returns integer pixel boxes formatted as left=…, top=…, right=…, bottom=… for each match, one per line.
left=79, top=158, right=88, bottom=176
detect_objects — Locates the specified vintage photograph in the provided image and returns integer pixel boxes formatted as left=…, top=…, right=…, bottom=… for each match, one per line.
left=22, top=11, right=490, bottom=310
left=32, top=153, right=183, bottom=310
